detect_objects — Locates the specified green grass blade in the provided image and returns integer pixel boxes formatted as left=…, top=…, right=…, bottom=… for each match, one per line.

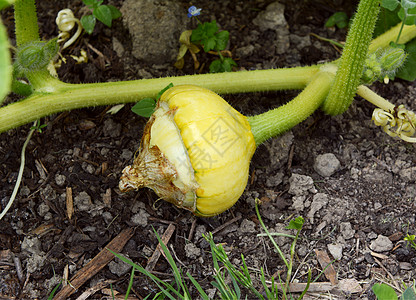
left=47, top=280, right=62, bottom=300
left=125, top=266, right=136, bottom=300
left=186, top=272, right=210, bottom=300
left=107, top=249, right=180, bottom=300
left=152, top=227, right=190, bottom=298
left=255, top=199, right=289, bottom=268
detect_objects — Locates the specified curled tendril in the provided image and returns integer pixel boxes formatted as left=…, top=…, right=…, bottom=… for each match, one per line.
left=372, top=105, right=416, bottom=143
left=56, top=9, right=82, bottom=50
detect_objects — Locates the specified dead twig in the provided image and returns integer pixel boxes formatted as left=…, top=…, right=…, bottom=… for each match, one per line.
left=66, top=187, right=74, bottom=220
left=75, top=279, right=118, bottom=300
left=211, top=215, right=242, bottom=235
left=146, top=223, right=176, bottom=271
left=54, top=227, right=135, bottom=299
left=315, top=249, right=338, bottom=285
left=373, top=256, right=401, bottom=291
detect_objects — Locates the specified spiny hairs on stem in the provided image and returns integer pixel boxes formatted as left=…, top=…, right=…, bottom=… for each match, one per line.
left=321, top=0, right=380, bottom=116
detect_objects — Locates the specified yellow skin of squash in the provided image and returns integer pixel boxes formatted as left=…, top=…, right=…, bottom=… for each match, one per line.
left=159, top=85, right=256, bottom=216
left=119, top=85, right=256, bottom=217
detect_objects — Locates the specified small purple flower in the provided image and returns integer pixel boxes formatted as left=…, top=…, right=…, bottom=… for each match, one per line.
left=187, top=6, right=201, bottom=18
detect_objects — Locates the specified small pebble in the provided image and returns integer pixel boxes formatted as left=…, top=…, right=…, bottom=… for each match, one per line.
left=314, top=153, right=341, bottom=177
left=370, top=235, right=393, bottom=252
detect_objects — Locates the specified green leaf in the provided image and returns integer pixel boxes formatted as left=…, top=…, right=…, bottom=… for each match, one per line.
left=286, top=216, right=305, bottom=230
left=205, top=21, right=219, bottom=36
left=396, top=38, right=416, bottom=80
left=401, top=286, right=416, bottom=300
left=381, top=0, right=400, bottom=11
left=107, top=4, right=121, bottom=20
left=156, top=83, right=174, bottom=100
left=190, top=24, right=205, bottom=42
left=209, top=58, right=237, bottom=73
left=191, top=21, right=219, bottom=51
left=82, top=0, right=98, bottom=9
left=374, top=7, right=401, bottom=38
left=0, top=18, right=11, bottom=104
left=204, top=37, right=216, bottom=52
left=94, top=5, right=113, bottom=27
left=0, top=0, right=14, bottom=10
left=131, top=98, right=156, bottom=117
left=372, top=283, right=398, bottom=300
left=398, top=6, right=416, bottom=24
left=81, top=14, right=96, bottom=34
left=325, top=12, right=349, bottom=28
left=214, top=30, right=229, bottom=51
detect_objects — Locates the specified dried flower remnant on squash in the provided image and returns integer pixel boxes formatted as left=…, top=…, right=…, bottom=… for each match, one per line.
left=120, top=85, right=256, bottom=217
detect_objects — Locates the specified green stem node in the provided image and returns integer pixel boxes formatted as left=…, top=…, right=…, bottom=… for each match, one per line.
left=322, top=0, right=380, bottom=116
left=248, top=70, right=334, bottom=146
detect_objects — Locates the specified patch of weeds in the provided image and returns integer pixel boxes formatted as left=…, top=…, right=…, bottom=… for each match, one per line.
left=175, top=6, right=237, bottom=73
left=80, top=0, right=121, bottom=34
left=110, top=200, right=312, bottom=299
left=325, top=12, right=349, bottom=29
left=372, top=282, right=416, bottom=300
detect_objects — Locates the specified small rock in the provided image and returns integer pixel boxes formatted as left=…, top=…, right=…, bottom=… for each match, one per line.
left=265, top=172, right=284, bottom=188
left=74, top=191, right=92, bottom=212
left=399, top=167, right=416, bottom=182
left=20, top=185, right=31, bottom=196
left=399, top=262, right=413, bottom=270
left=268, top=132, right=294, bottom=169
left=327, top=243, right=343, bottom=260
left=291, top=195, right=306, bottom=211
left=252, top=1, right=289, bottom=55
left=193, top=225, right=207, bottom=242
left=108, top=255, right=132, bottom=276
left=338, top=278, right=363, bottom=293
left=21, top=237, right=42, bottom=254
left=253, top=2, right=287, bottom=31
left=340, top=222, right=355, bottom=240
left=120, top=149, right=133, bottom=160
left=26, top=253, right=46, bottom=273
left=131, top=209, right=150, bottom=227
left=184, top=243, right=201, bottom=259
left=103, top=118, right=122, bottom=138
left=288, top=173, right=315, bottom=196
left=55, top=174, right=66, bottom=186
left=238, top=219, right=257, bottom=233
left=236, top=45, right=255, bottom=58
left=112, top=37, right=125, bottom=57
left=370, top=235, right=393, bottom=252
left=307, top=193, right=328, bottom=224
left=37, top=203, right=50, bottom=217
left=121, top=0, right=187, bottom=64
left=290, top=34, right=311, bottom=50
left=314, top=153, right=341, bottom=177
left=102, top=211, right=113, bottom=224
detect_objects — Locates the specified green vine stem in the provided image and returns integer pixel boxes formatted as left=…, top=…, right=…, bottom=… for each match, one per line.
left=356, top=85, right=394, bottom=112
left=2, top=0, right=416, bottom=135
left=248, top=69, right=335, bottom=145
left=322, top=0, right=380, bottom=116
left=14, top=0, right=40, bottom=46
left=0, top=66, right=318, bottom=133
left=369, top=24, right=416, bottom=53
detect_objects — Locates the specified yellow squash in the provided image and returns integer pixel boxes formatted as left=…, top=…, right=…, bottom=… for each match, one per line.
left=119, top=85, right=256, bottom=216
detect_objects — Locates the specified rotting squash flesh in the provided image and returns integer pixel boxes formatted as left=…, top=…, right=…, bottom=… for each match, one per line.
left=119, top=85, right=256, bottom=216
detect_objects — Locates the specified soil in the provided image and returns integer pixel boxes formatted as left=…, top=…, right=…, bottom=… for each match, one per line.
left=1, top=0, right=416, bottom=299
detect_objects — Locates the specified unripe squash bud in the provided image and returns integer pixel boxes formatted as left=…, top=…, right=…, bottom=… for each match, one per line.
left=120, top=85, right=256, bottom=216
